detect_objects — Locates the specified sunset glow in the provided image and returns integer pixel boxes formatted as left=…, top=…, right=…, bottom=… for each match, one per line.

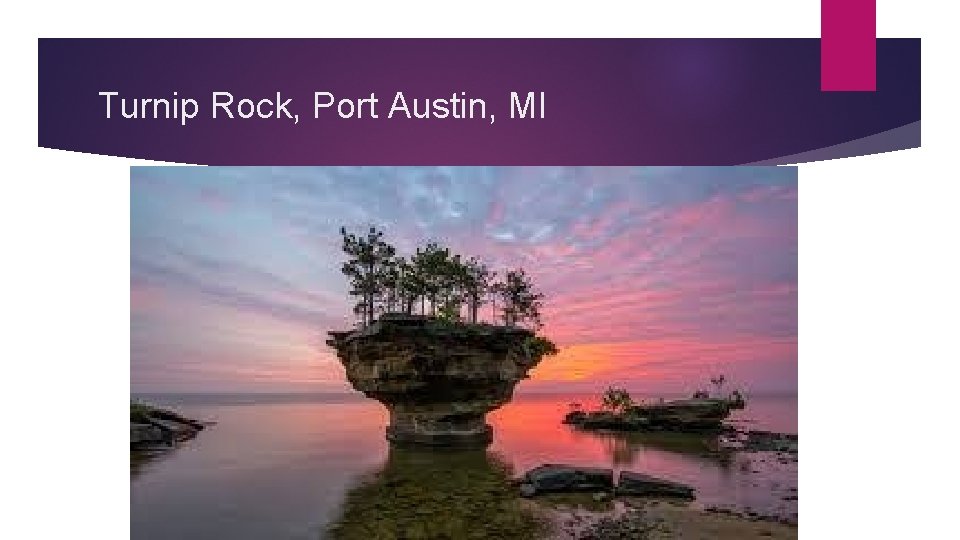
left=131, top=167, right=797, bottom=395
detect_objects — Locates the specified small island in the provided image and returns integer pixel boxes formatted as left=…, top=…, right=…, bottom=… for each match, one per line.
left=326, top=226, right=557, bottom=447
left=564, top=380, right=745, bottom=433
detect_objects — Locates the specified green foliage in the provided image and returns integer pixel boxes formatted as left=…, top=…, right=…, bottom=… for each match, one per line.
left=491, top=268, right=544, bottom=329
left=130, top=402, right=154, bottom=423
left=461, top=257, right=494, bottom=323
left=340, top=226, right=397, bottom=326
left=338, top=226, right=546, bottom=330
left=522, top=335, right=558, bottom=358
left=601, top=387, right=633, bottom=414
left=436, top=298, right=462, bottom=322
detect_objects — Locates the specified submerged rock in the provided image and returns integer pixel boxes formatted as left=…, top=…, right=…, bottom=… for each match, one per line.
left=741, top=431, right=798, bottom=453
left=327, top=314, right=551, bottom=447
left=325, top=448, right=547, bottom=540
left=521, top=464, right=615, bottom=495
left=616, top=471, right=695, bottom=499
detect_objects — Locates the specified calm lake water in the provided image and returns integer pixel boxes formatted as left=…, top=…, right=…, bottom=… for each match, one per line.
left=131, top=393, right=797, bottom=539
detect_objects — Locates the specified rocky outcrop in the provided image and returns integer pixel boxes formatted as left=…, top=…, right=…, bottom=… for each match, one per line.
left=327, top=314, right=549, bottom=447
left=130, top=403, right=204, bottom=450
left=564, top=398, right=736, bottom=433
left=131, top=423, right=165, bottom=446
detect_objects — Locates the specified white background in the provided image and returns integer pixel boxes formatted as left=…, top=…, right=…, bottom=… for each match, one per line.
left=2, top=1, right=955, bottom=538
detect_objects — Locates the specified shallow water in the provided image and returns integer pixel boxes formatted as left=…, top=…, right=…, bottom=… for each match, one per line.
left=131, top=393, right=797, bottom=539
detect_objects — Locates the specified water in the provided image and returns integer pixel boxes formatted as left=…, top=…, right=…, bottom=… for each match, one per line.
left=131, top=393, right=797, bottom=539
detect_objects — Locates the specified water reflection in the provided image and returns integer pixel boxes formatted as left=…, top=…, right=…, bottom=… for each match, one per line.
left=130, top=395, right=797, bottom=539
left=575, top=429, right=732, bottom=467
left=324, top=447, right=545, bottom=540
left=131, top=448, right=175, bottom=479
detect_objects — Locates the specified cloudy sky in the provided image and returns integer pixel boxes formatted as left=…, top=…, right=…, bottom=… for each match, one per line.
left=131, top=167, right=797, bottom=395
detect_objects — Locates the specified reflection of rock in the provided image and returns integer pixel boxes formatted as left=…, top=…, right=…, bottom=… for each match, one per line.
left=130, top=403, right=206, bottom=477
left=616, top=471, right=695, bottom=499
left=520, top=464, right=614, bottom=496
left=325, top=448, right=546, bottom=539
left=575, top=428, right=731, bottom=467
left=327, top=315, right=548, bottom=447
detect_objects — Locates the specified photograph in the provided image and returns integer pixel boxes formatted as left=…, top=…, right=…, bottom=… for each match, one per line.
left=130, top=166, right=798, bottom=539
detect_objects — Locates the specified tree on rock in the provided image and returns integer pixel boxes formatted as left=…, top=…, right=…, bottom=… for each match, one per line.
left=340, top=226, right=396, bottom=326
left=461, top=257, right=494, bottom=324
left=601, top=387, right=633, bottom=414
left=338, top=226, right=549, bottom=330
left=493, top=269, right=544, bottom=328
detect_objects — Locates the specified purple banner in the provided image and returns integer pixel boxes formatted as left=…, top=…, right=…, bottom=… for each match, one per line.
left=38, top=39, right=919, bottom=165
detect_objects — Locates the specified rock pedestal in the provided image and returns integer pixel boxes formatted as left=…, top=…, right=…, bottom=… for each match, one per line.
left=327, top=314, right=547, bottom=447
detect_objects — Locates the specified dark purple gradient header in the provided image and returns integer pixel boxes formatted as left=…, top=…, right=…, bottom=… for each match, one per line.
left=38, top=39, right=919, bottom=165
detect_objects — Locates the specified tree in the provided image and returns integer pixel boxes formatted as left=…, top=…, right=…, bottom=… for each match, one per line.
left=492, top=268, right=544, bottom=328
left=337, top=226, right=549, bottom=330
left=461, top=257, right=494, bottom=324
left=411, top=242, right=450, bottom=316
left=601, top=387, right=633, bottom=414
left=437, top=252, right=466, bottom=320
left=710, top=374, right=726, bottom=398
left=394, top=257, right=420, bottom=315
left=340, top=226, right=397, bottom=326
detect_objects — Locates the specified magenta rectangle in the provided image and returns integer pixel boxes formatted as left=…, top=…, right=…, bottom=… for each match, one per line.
left=821, top=0, right=876, bottom=91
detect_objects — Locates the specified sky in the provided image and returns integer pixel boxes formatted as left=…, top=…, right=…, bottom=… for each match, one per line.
left=131, top=167, right=797, bottom=395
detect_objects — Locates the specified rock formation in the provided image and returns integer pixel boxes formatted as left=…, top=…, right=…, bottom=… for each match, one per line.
left=327, top=314, right=549, bottom=447
left=130, top=403, right=204, bottom=449
left=564, top=398, right=738, bottom=432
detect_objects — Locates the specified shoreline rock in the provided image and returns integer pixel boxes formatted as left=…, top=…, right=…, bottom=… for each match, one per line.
left=131, top=403, right=205, bottom=450
left=520, top=464, right=615, bottom=496
left=519, top=464, right=695, bottom=501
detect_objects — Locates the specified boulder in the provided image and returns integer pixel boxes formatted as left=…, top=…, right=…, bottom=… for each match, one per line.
left=616, top=471, right=695, bottom=498
left=522, top=464, right=614, bottom=495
